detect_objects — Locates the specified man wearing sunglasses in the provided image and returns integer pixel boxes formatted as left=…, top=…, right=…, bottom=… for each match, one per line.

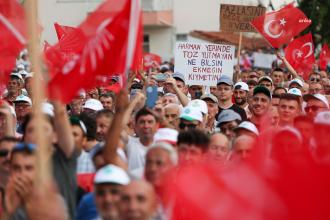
left=179, top=106, right=203, bottom=131
left=303, top=94, right=330, bottom=119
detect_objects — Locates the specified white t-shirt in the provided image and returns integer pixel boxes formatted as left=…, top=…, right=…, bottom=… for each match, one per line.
left=126, top=136, right=150, bottom=171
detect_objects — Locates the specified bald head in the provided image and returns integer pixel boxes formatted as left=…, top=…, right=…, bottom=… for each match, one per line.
left=232, top=135, right=256, bottom=160
left=119, top=180, right=157, bottom=220
left=208, top=133, right=230, bottom=164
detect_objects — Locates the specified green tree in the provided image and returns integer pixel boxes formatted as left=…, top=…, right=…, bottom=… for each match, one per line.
left=298, top=0, right=330, bottom=47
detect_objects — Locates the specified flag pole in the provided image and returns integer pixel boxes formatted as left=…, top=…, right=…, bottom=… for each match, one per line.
left=237, top=32, right=243, bottom=69
left=25, top=0, right=52, bottom=185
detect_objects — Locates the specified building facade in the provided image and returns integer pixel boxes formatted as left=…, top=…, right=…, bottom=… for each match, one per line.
left=39, top=0, right=295, bottom=61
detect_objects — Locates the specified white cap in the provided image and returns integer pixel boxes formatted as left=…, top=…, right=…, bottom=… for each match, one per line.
left=234, top=121, right=259, bottom=135
left=42, top=102, right=54, bottom=117
left=94, top=164, right=130, bottom=185
left=14, top=95, right=32, bottom=105
left=234, top=82, right=249, bottom=92
left=289, top=78, right=304, bottom=88
left=288, top=88, right=302, bottom=97
left=154, top=128, right=178, bottom=144
left=276, top=126, right=302, bottom=142
left=314, top=111, right=330, bottom=126
left=187, top=99, right=208, bottom=115
left=25, top=72, right=33, bottom=79
left=83, top=99, right=104, bottom=111
left=258, top=76, right=273, bottom=84
left=180, top=106, right=203, bottom=122
left=303, top=94, right=330, bottom=109
left=10, top=72, right=23, bottom=81
left=19, top=70, right=28, bottom=76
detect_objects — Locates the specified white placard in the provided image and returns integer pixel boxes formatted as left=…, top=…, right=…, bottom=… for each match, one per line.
left=174, top=42, right=235, bottom=86
left=253, top=52, right=277, bottom=69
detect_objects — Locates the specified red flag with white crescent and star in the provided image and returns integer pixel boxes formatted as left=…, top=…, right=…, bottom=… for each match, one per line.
left=319, top=44, right=330, bottom=71
left=284, top=33, right=315, bottom=80
left=250, top=3, right=311, bottom=48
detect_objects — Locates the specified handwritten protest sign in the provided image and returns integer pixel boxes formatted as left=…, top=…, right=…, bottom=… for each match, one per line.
left=174, top=42, right=235, bottom=86
left=220, top=4, right=266, bottom=32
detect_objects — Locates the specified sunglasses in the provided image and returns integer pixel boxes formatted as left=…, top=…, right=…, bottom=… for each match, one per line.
left=179, top=122, right=198, bottom=130
left=13, top=143, right=36, bottom=151
left=0, top=149, right=10, bottom=157
left=304, top=106, right=324, bottom=112
left=310, top=78, right=320, bottom=82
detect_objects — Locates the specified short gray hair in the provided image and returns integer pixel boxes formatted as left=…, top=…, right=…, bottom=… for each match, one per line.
left=146, top=142, right=178, bottom=165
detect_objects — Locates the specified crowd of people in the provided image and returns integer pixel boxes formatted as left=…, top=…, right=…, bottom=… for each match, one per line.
left=0, top=48, right=330, bottom=220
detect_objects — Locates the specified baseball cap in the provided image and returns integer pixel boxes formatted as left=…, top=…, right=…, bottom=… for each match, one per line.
left=217, top=109, right=242, bottom=125
left=201, top=93, right=218, bottom=104
left=217, top=75, right=233, bottom=86
left=83, top=99, right=104, bottom=111
left=234, top=121, right=259, bottom=135
left=275, top=126, right=302, bottom=142
left=13, top=95, right=32, bottom=105
left=172, top=72, right=185, bottom=83
left=288, top=88, right=302, bottom=97
left=253, top=86, right=272, bottom=99
left=10, top=72, right=23, bottom=81
left=234, top=82, right=249, bottom=92
left=289, top=78, right=304, bottom=88
left=314, top=111, right=330, bottom=126
left=188, top=99, right=208, bottom=115
left=94, top=164, right=130, bottom=185
left=154, top=128, right=179, bottom=144
left=258, top=76, right=273, bottom=84
left=180, top=106, right=203, bottom=122
left=303, top=94, right=329, bottom=109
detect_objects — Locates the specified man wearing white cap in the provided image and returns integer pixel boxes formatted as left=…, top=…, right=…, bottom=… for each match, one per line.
left=13, top=95, right=32, bottom=133
left=233, top=82, right=251, bottom=118
left=94, top=164, right=130, bottom=220
left=289, top=78, right=304, bottom=90
left=278, top=93, right=301, bottom=126
left=258, top=76, right=274, bottom=93
left=83, top=98, right=104, bottom=114
left=179, top=106, right=204, bottom=131
left=303, top=94, right=330, bottom=119
left=234, top=121, right=259, bottom=138
left=187, top=99, right=208, bottom=129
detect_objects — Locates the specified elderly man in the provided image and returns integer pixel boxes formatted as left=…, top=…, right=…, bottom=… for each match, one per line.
left=207, top=133, right=230, bottom=165
left=13, top=95, right=32, bottom=133
left=303, top=94, right=329, bottom=119
left=231, top=135, right=256, bottom=161
left=201, top=94, right=219, bottom=133
left=164, top=103, right=181, bottom=129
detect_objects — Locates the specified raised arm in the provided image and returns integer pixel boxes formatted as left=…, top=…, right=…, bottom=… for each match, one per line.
left=276, top=51, right=299, bottom=78
left=103, top=90, right=130, bottom=169
left=53, top=101, right=75, bottom=158
left=165, top=77, right=189, bottom=106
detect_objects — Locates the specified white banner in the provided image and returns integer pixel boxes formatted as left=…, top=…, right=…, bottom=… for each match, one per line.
left=174, top=42, right=235, bottom=86
left=253, top=52, right=277, bottom=69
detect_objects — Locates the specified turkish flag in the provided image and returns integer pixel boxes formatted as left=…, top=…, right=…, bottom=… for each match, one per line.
left=47, top=0, right=140, bottom=103
left=0, top=1, right=26, bottom=93
left=319, top=44, right=330, bottom=71
left=250, top=3, right=311, bottom=48
left=143, top=53, right=162, bottom=70
left=284, top=33, right=315, bottom=79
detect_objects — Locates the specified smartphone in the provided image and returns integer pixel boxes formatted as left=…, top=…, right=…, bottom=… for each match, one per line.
left=146, top=86, right=158, bottom=108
